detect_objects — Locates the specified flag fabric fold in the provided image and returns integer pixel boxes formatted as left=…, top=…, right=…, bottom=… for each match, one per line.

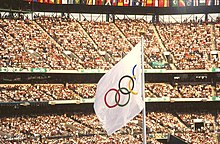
left=94, top=40, right=144, bottom=135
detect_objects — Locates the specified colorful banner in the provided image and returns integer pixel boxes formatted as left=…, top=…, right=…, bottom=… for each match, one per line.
left=81, top=0, right=86, bottom=4
left=86, top=0, right=93, bottom=4
left=179, top=0, right=186, bottom=6
left=49, top=0, right=54, bottom=3
left=27, top=0, right=219, bottom=5
left=101, top=0, right=106, bottom=5
left=186, top=0, right=193, bottom=5
left=158, top=0, right=164, bottom=7
left=129, top=0, right=134, bottom=5
left=172, top=0, right=178, bottom=6
left=153, top=0, right=158, bottom=6
left=193, top=0, right=198, bottom=5
left=146, top=0, right=153, bottom=6
left=74, top=0, right=81, bottom=4
left=199, top=0, right=206, bottom=5
left=57, top=0, right=62, bottom=3
left=62, top=0, right=67, bottom=3
left=70, top=0, right=74, bottom=3
left=130, top=0, right=139, bottom=5
left=124, top=0, right=130, bottom=6
left=96, top=0, right=105, bottom=5
left=130, top=0, right=135, bottom=5
left=206, top=0, right=212, bottom=5
left=105, top=0, right=112, bottom=5
left=118, top=0, right=124, bottom=5
left=54, top=0, right=62, bottom=3
left=112, top=0, right=118, bottom=5
left=164, top=0, right=169, bottom=6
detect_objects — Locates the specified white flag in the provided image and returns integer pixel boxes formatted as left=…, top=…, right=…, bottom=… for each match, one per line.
left=94, top=41, right=144, bottom=135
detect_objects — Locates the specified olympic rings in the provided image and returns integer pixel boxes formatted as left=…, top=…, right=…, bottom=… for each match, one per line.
left=104, top=65, right=138, bottom=108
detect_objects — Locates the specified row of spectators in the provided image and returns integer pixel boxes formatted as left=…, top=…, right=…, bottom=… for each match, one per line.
left=0, top=83, right=218, bottom=102
left=215, top=23, right=220, bottom=52
left=0, top=84, right=81, bottom=102
left=0, top=112, right=219, bottom=143
left=1, top=16, right=220, bottom=70
left=146, top=83, right=213, bottom=98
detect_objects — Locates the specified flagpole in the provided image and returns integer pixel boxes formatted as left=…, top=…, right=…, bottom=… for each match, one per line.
left=140, top=33, right=147, bottom=144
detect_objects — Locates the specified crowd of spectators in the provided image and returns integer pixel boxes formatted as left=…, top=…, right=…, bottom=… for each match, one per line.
left=69, top=84, right=96, bottom=99
left=1, top=16, right=220, bottom=143
left=0, top=18, right=77, bottom=70
left=0, top=113, right=144, bottom=143
left=177, top=83, right=213, bottom=98
left=0, top=112, right=219, bottom=143
left=147, top=112, right=217, bottom=143
left=80, top=20, right=134, bottom=66
left=0, top=114, right=87, bottom=143
left=0, top=19, right=35, bottom=69
left=0, top=16, right=220, bottom=70
left=178, top=112, right=215, bottom=132
left=215, top=22, right=220, bottom=56
left=145, top=83, right=182, bottom=98
left=156, top=22, right=218, bottom=70
left=36, top=16, right=111, bottom=70
left=215, top=83, right=220, bottom=96
left=176, top=112, right=216, bottom=143
left=115, top=19, right=169, bottom=69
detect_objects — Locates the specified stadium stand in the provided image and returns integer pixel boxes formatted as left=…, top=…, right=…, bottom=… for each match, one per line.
left=0, top=18, right=81, bottom=70
left=1, top=16, right=220, bottom=70
left=155, top=22, right=216, bottom=70
left=35, top=16, right=111, bottom=70
left=0, top=111, right=219, bottom=143
left=0, top=2, right=220, bottom=142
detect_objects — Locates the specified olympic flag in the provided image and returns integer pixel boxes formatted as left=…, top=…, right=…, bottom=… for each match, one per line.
left=94, top=40, right=145, bottom=135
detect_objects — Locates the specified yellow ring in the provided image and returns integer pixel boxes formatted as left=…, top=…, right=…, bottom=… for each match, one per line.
left=128, top=76, right=138, bottom=95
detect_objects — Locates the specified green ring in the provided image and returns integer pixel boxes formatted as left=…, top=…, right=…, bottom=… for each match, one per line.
left=115, top=87, right=130, bottom=107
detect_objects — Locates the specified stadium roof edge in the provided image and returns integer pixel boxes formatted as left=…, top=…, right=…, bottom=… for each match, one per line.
left=30, top=4, right=220, bottom=15
left=0, top=8, right=32, bottom=13
left=0, top=68, right=216, bottom=74
left=1, top=1, right=219, bottom=15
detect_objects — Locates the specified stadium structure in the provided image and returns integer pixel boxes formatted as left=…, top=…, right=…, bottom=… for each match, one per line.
left=0, top=0, right=220, bottom=143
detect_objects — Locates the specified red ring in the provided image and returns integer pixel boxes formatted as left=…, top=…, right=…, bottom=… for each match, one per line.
left=104, top=88, right=120, bottom=108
